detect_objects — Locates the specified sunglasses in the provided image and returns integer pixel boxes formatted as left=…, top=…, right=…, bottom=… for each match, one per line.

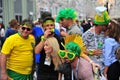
left=21, top=27, right=31, bottom=31
left=58, top=50, right=76, bottom=60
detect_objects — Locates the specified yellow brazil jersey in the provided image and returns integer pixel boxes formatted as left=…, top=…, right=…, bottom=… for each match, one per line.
left=1, top=33, right=35, bottom=74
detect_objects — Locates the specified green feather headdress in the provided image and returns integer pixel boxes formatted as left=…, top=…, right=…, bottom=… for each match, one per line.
left=63, top=34, right=86, bottom=57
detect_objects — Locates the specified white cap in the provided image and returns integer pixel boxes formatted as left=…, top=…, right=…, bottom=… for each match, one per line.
left=95, top=6, right=107, bottom=16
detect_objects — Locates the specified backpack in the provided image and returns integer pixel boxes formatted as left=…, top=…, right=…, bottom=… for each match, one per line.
left=115, top=46, right=120, bottom=60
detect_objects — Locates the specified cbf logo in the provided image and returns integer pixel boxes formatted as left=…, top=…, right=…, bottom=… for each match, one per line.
left=31, top=42, right=35, bottom=48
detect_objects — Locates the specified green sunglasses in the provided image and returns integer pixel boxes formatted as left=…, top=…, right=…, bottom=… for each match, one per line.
left=58, top=50, right=76, bottom=60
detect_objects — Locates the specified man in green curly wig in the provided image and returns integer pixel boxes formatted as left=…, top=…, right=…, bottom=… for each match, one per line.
left=56, top=8, right=83, bottom=80
left=56, top=8, right=82, bottom=36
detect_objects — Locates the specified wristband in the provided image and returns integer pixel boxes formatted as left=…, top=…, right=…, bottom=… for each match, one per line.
left=89, top=61, right=93, bottom=64
left=89, top=49, right=94, bottom=56
left=41, top=36, right=46, bottom=41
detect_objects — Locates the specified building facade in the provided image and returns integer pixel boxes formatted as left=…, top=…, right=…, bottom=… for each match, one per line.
left=0, top=0, right=120, bottom=28
left=36, top=0, right=120, bottom=20
left=0, top=0, right=36, bottom=28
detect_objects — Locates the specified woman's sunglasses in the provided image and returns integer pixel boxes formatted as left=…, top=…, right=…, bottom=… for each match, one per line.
left=21, top=27, right=31, bottom=31
left=58, top=50, right=76, bottom=60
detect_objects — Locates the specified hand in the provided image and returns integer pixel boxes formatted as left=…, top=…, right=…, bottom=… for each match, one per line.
left=93, top=49, right=102, bottom=56
left=104, top=66, right=108, bottom=79
left=90, top=61, right=100, bottom=71
left=60, top=31, right=68, bottom=37
left=104, top=73, right=107, bottom=79
left=44, top=29, right=53, bottom=38
left=1, top=73, right=8, bottom=80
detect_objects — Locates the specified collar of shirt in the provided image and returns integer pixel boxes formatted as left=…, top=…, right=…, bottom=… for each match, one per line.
left=66, top=24, right=76, bottom=31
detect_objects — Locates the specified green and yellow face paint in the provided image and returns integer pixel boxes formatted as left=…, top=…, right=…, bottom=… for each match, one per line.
left=43, top=20, right=54, bottom=26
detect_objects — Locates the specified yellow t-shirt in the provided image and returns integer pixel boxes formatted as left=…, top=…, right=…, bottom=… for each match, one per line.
left=1, top=33, right=35, bottom=74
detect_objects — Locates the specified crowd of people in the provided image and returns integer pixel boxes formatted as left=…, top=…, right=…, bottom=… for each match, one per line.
left=0, top=6, right=120, bottom=80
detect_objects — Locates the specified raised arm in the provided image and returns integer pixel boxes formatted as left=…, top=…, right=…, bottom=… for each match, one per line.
left=80, top=52, right=100, bottom=69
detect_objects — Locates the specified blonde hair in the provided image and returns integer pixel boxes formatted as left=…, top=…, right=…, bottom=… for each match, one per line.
left=45, top=37, right=62, bottom=70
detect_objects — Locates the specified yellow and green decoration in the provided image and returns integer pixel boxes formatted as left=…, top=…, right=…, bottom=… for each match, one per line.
left=94, top=6, right=110, bottom=25
left=58, top=34, right=86, bottom=60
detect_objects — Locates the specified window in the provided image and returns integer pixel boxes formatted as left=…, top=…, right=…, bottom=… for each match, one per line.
left=15, top=15, right=22, bottom=24
left=0, top=0, right=2, bottom=7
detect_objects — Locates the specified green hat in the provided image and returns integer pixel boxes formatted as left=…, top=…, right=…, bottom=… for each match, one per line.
left=65, top=42, right=81, bottom=57
left=94, top=6, right=110, bottom=25
left=56, top=8, right=77, bottom=22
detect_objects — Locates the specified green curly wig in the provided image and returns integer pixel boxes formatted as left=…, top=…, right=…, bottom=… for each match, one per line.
left=65, top=42, right=81, bottom=57
left=56, top=8, right=77, bottom=22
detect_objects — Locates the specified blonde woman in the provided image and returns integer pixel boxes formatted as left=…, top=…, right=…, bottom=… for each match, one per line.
left=44, top=37, right=63, bottom=80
